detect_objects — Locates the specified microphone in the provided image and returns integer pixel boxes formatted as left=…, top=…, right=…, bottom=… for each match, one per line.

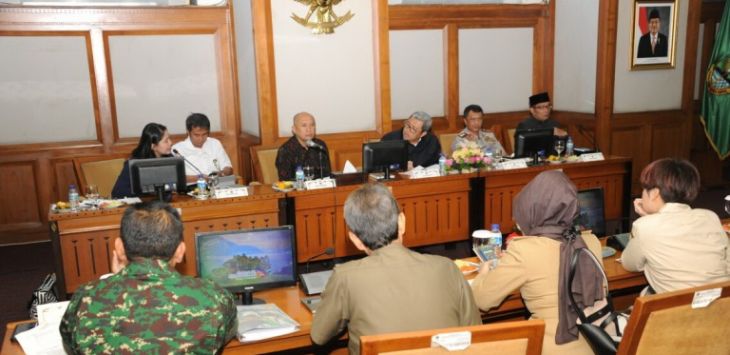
left=304, top=247, right=334, bottom=273
left=172, top=149, right=205, bottom=177
left=306, top=140, right=325, bottom=150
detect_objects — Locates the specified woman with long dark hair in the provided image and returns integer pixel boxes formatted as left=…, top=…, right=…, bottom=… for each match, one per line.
left=111, top=123, right=173, bottom=198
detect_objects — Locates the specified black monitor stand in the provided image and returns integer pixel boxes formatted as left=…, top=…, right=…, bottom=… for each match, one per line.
left=153, top=185, right=172, bottom=202
left=237, top=290, right=266, bottom=305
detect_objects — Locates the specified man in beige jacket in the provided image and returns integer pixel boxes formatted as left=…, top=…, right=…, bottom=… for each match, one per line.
left=310, top=183, right=481, bottom=354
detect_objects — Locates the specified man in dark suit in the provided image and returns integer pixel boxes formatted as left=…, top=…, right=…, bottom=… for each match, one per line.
left=637, top=9, right=668, bottom=58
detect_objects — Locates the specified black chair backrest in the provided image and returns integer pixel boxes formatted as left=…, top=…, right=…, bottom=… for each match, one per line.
left=567, top=247, right=620, bottom=355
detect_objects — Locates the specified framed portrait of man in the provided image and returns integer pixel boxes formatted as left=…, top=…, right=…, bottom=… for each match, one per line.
left=630, top=0, right=678, bottom=69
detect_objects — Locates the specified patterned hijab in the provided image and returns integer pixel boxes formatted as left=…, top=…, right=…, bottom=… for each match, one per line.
left=512, top=170, right=603, bottom=344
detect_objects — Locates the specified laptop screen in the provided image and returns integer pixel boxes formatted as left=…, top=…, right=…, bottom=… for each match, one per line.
left=576, top=188, right=606, bottom=237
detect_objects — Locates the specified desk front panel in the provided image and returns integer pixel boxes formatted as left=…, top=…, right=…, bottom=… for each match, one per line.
left=483, top=157, right=630, bottom=231
left=52, top=189, right=283, bottom=294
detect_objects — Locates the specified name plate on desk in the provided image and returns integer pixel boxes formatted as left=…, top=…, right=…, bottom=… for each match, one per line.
left=408, top=168, right=440, bottom=179
left=304, top=178, right=336, bottom=190
left=212, top=185, right=249, bottom=199
left=579, top=152, right=605, bottom=162
left=497, top=159, right=528, bottom=170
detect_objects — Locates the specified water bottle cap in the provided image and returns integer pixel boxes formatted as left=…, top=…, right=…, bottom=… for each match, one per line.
left=491, top=223, right=500, bottom=230
left=69, top=184, right=76, bottom=188
left=472, top=230, right=492, bottom=239
left=725, top=195, right=730, bottom=201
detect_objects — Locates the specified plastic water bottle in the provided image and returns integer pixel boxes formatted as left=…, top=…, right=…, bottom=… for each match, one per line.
left=68, top=184, right=79, bottom=212
left=295, top=166, right=305, bottom=190
left=196, top=175, right=207, bottom=195
left=490, top=223, right=503, bottom=268
left=438, top=154, right=447, bottom=176
left=566, top=136, right=574, bottom=157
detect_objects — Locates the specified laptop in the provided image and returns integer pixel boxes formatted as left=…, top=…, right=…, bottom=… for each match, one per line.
left=576, top=188, right=606, bottom=238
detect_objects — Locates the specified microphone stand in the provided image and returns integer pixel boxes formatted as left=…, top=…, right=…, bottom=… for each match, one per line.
left=318, top=150, right=324, bottom=179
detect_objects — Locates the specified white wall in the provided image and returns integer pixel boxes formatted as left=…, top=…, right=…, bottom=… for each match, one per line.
left=271, top=1, right=377, bottom=136
left=390, top=30, right=445, bottom=118
left=109, top=34, right=220, bottom=137
left=233, top=0, right=261, bottom=137
left=459, top=28, right=533, bottom=113
left=553, top=0, right=599, bottom=113
left=613, top=0, right=688, bottom=113
left=0, top=36, right=96, bottom=144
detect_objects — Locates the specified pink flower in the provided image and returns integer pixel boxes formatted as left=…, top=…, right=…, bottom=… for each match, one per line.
left=445, top=159, right=454, bottom=166
left=483, top=156, right=492, bottom=164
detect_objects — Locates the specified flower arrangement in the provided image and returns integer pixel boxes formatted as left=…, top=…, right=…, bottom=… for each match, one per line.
left=447, top=142, right=494, bottom=173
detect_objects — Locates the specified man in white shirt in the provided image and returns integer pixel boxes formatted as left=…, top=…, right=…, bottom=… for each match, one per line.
left=172, top=113, right=233, bottom=183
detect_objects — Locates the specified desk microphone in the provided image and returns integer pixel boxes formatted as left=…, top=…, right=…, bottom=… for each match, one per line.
left=304, top=247, right=334, bottom=273
left=172, top=149, right=205, bottom=177
left=306, top=140, right=325, bottom=150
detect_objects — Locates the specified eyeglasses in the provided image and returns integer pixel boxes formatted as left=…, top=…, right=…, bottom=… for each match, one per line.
left=404, top=121, right=422, bottom=133
left=533, top=104, right=552, bottom=110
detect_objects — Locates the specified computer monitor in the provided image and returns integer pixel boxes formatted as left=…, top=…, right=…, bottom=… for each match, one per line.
left=196, top=225, right=298, bottom=305
left=514, top=128, right=555, bottom=158
left=362, top=140, right=409, bottom=180
left=128, top=157, right=187, bottom=201
left=576, top=187, right=606, bottom=237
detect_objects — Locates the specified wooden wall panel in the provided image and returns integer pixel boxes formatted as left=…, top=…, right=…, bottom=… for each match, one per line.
left=52, top=159, right=79, bottom=203
left=611, top=128, right=648, bottom=195
left=0, top=5, right=239, bottom=244
left=651, top=124, right=688, bottom=161
left=0, top=161, right=41, bottom=225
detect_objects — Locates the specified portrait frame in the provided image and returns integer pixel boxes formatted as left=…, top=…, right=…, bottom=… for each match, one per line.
left=630, top=0, right=678, bottom=70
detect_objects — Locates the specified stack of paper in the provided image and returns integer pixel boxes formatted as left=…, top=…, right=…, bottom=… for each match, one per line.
left=237, top=303, right=300, bottom=342
left=15, top=301, right=70, bottom=355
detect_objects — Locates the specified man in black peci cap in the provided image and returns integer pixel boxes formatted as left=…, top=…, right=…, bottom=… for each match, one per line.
left=637, top=9, right=668, bottom=58
left=516, top=92, right=567, bottom=137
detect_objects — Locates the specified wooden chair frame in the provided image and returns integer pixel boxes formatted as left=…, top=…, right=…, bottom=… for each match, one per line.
left=72, top=153, right=129, bottom=197
left=250, top=145, right=281, bottom=185
left=616, top=280, right=730, bottom=355
left=360, top=319, right=545, bottom=355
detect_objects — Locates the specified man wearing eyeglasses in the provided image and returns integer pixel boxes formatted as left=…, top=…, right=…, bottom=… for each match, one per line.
left=516, top=92, right=567, bottom=137
left=382, top=111, right=442, bottom=170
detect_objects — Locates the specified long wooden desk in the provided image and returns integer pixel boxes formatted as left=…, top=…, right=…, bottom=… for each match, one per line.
left=292, top=157, right=630, bottom=263
left=1, top=247, right=646, bottom=355
left=50, top=157, right=631, bottom=294
left=50, top=185, right=284, bottom=296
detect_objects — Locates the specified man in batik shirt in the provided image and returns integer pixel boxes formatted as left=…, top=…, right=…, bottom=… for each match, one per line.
left=275, top=112, right=332, bottom=181
left=60, top=201, right=237, bottom=354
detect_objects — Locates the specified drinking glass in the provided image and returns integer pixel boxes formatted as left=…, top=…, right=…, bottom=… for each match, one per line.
left=554, top=140, right=565, bottom=158
left=85, top=184, right=99, bottom=208
left=303, top=165, right=315, bottom=181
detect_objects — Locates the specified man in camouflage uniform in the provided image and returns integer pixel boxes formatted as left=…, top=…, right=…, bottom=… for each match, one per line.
left=451, top=104, right=505, bottom=157
left=60, top=201, right=237, bottom=354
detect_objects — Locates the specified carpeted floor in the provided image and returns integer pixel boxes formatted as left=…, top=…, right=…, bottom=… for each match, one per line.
left=1, top=187, right=727, bottom=345
left=0, top=242, right=55, bottom=342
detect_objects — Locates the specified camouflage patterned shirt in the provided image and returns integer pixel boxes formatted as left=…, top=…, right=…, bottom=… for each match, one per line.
left=60, top=258, right=237, bottom=354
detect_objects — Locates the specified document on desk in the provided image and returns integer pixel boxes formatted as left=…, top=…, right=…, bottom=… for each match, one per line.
left=237, top=303, right=300, bottom=342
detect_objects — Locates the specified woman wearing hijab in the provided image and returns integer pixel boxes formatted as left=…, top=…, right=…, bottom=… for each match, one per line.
left=471, top=170, right=604, bottom=355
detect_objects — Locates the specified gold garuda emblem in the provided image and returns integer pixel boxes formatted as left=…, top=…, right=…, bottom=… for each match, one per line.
left=291, top=0, right=354, bottom=35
